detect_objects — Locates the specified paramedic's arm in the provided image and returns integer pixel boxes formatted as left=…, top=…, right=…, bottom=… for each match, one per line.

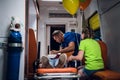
left=50, top=42, right=75, bottom=54
left=68, top=50, right=84, bottom=61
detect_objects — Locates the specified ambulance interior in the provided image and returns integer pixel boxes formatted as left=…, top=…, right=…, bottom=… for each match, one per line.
left=0, top=0, right=120, bottom=80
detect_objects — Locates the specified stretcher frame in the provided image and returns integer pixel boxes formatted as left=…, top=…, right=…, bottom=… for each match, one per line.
left=34, top=72, right=80, bottom=80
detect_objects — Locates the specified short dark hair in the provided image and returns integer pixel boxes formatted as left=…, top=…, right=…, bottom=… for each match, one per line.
left=52, top=30, right=63, bottom=36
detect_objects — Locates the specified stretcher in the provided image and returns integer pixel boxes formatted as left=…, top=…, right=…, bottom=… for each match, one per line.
left=34, top=52, right=81, bottom=79
left=34, top=67, right=80, bottom=80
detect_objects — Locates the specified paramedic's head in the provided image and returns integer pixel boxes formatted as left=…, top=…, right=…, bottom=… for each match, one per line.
left=82, top=27, right=93, bottom=39
left=52, top=30, right=64, bottom=43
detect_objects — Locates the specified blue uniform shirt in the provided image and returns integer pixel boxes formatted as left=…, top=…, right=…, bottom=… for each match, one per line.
left=61, top=32, right=81, bottom=56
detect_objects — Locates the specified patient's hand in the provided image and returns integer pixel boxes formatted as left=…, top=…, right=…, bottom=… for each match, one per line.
left=50, top=50, right=58, bottom=54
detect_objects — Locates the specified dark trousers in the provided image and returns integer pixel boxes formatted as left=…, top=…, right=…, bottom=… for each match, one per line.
left=68, top=60, right=81, bottom=68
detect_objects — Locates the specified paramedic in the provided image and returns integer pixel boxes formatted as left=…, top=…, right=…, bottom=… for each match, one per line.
left=68, top=27, right=104, bottom=78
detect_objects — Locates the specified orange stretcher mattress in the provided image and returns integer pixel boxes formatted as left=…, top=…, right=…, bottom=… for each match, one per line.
left=37, top=67, right=77, bottom=74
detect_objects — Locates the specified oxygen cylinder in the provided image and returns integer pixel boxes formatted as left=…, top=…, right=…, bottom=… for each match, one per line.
left=6, top=17, right=22, bottom=80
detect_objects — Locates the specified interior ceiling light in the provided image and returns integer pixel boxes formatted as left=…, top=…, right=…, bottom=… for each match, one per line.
left=41, top=0, right=62, bottom=1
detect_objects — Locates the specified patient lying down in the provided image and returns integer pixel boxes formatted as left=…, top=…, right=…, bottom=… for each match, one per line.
left=39, top=53, right=67, bottom=68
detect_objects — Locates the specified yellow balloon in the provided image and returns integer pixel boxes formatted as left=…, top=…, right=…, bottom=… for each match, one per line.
left=63, top=0, right=79, bottom=15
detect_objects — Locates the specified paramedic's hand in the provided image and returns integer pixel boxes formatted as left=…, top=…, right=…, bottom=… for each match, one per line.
left=50, top=50, right=59, bottom=54
left=67, top=55, right=73, bottom=61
